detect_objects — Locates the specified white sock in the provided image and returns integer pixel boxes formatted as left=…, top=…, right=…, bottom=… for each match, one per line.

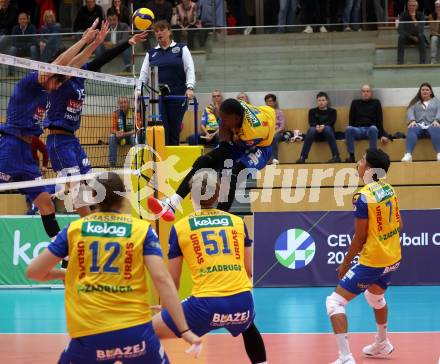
left=377, top=323, right=387, bottom=341
left=335, top=333, right=351, bottom=356
left=169, top=194, right=183, bottom=211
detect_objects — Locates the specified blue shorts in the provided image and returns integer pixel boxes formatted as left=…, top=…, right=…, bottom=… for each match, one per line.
left=59, top=322, right=169, bottom=364
left=232, top=146, right=272, bottom=170
left=47, top=134, right=91, bottom=175
left=339, top=262, right=400, bottom=295
left=162, top=291, right=255, bottom=337
left=0, top=134, right=49, bottom=201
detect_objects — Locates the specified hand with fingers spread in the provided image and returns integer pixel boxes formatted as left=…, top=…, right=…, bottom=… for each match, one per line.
left=129, top=30, right=149, bottom=45
left=82, top=18, right=100, bottom=43
left=93, top=20, right=110, bottom=46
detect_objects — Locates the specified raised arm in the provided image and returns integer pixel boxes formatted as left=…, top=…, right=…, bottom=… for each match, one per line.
left=67, top=20, right=109, bottom=69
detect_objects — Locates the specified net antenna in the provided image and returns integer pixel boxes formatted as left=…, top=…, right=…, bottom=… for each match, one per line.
left=133, top=66, right=160, bottom=218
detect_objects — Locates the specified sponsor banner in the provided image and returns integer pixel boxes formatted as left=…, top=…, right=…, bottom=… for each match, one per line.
left=0, top=215, right=78, bottom=286
left=254, top=210, right=440, bottom=287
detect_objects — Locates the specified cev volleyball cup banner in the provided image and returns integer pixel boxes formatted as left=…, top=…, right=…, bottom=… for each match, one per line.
left=0, top=216, right=78, bottom=286
left=254, top=210, right=440, bottom=287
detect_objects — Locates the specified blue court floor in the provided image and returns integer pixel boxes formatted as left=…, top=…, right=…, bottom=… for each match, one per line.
left=1, top=286, right=439, bottom=334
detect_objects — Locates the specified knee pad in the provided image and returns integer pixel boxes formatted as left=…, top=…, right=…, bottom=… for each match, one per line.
left=364, top=290, right=386, bottom=309
left=326, top=292, right=348, bottom=317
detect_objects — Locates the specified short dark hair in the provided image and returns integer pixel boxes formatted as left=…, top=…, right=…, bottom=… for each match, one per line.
left=365, top=148, right=390, bottom=180
left=220, top=98, right=244, bottom=118
left=264, top=93, right=277, bottom=102
left=316, top=91, right=329, bottom=100
left=96, top=172, right=126, bottom=209
left=106, top=8, right=118, bottom=18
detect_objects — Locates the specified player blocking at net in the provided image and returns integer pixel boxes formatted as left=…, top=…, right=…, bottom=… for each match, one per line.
left=26, top=172, right=202, bottom=364
left=45, top=21, right=148, bottom=217
left=326, top=149, right=402, bottom=364
left=152, top=170, right=267, bottom=364
left=148, top=98, right=275, bottom=221
left=0, top=21, right=106, bottom=239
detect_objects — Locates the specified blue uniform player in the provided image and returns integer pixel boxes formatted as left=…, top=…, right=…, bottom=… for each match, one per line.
left=0, top=21, right=101, bottom=238
left=45, top=24, right=147, bottom=217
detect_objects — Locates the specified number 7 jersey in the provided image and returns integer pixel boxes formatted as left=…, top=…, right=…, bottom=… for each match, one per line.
left=353, top=181, right=402, bottom=268
left=168, top=209, right=253, bottom=298
left=48, top=212, right=163, bottom=338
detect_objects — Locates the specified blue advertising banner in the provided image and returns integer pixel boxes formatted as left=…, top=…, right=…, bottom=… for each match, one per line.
left=253, top=210, right=440, bottom=287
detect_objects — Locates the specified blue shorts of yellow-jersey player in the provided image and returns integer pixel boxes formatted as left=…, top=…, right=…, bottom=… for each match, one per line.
left=231, top=145, right=272, bottom=170
left=58, top=322, right=169, bottom=364
left=339, top=261, right=400, bottom=295
left=0, top=134, right=50, bottom=200
left=161, top=291, right=255, bottom=337
left=47, top=134, right=91, bottom=175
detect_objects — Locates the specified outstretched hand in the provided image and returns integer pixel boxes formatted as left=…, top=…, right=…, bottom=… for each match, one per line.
left=93, top=20, right=110, bottom=46
left=129, top=30, right=149, bottom=45
left=82, top=18, right=100, bottom=43
left=182, top=331, right=202, bottom=358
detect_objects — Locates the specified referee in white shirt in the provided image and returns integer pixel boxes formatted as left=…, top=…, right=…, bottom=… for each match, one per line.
left=139, top=20, right=196, bottom=145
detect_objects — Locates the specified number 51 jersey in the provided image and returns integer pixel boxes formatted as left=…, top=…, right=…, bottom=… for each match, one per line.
left=168, top=209, right=253, bottom=298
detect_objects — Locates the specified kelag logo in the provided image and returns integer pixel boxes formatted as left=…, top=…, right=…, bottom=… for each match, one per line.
left=81, top=222, right=132, bottom=238
left=274, top=228, right=316, bottom=269
left=189, top=216, right=233, bottom=230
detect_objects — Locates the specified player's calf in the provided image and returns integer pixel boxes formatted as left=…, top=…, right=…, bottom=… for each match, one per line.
left=241, top=323, right=267, bottom=364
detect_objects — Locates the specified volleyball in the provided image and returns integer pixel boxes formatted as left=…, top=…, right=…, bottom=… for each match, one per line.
left=132, top=8, right=155, bottom=31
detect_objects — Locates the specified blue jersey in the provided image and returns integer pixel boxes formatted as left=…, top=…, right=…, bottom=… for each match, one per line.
left=44, top=68, right=86, bottom=133
left=148, top=43, right=187, bottom=95
left=0, top=72, right=49, bottom=137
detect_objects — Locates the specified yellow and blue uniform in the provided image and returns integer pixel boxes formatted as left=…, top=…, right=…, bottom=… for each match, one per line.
left=47, top=212, right=169, bottom=364
left=230, top=101, right=276, bottom=170
left=201, top=106, right=220, bottom=133
left=161, top=208, right=255, bottom=337
left=0, top=72, right=51, bottom=200
left=340, top=181, right=402, bottom=295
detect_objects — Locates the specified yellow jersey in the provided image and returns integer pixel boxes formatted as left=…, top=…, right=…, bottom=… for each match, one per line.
left=235, top=101, right=275, bottom=148
left=47, top=212, right=163, bottom=338
left=201, top=106, right=219, bottom=132
left=353, top=181, right=401, bottom=268
left=168, top=209, right=252, bottom=297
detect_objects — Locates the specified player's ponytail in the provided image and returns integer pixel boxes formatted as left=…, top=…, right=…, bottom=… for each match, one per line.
left=94, top=172, right=126, bottom=211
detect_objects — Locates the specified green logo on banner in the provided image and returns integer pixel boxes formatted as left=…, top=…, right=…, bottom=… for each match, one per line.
left=189, top=215, right=233, bottom=230
left=81, top=222, right=132, bottom=238
left=0, top=215, right=77, bottom=286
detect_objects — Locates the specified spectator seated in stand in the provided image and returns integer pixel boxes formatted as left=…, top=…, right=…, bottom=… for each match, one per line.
left=397, top=0, right=427, bottom=64
left=39, top=10, right=62, bottom=63
left=10, top=12, right=39, bottom=61
left=73, top=0, right=105, bottom=32
left=146, top=0, right=173, bottom=23
left=236, top=91, right=250, bottom=103
left=345, top=84, right=390, bottom=163
left=401, top=82, right=440, bottom=162
left=0, top=0, right=18, bottom=52
left=297, top=91, right=341, bottom=164
left=264, top=93, right=285, bottom=165
left=187, top=89, right=222, bottom=147
left=429, top=0, right=440, bottom=64
left=96, top=9, right=131, bottom=72
left=174, top=0, right=199, bottom=49
left=107, top=0, right=131, bottom=25
left=108, top=97, right=140, bottom=168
